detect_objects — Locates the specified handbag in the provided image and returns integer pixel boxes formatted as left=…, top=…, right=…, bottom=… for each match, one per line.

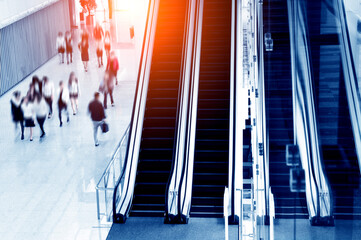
left=102, top=122, right=109, bottom=133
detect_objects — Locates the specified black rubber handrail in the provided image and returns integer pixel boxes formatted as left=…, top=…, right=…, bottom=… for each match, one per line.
left=177, top=0, right=203, bottom=221
left=164, top=0, right=192, bottom=221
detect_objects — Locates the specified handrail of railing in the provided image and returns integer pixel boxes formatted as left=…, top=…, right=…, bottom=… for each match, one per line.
left=287, top=0, right=333, bottom=222
left=224, top=187, right=230, bottom=240
left=96, top=125, right=130, bottom=222
left=335, top=0, right=361, bottom=174
left=112, top=0, right=159, bottom=223
left=228, top=0, right=238, bottom=223
left=176, top=0, right=204, bottom=222
left=164, top=0, right=194, bottom=223
left=257, top=0, right=270, bottom=222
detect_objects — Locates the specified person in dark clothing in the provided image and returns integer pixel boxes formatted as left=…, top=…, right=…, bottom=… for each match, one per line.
left=88, top=92, right=106, bottom=146
left=10, top=91, right=24, bottom=140
left=103, top=72, right=115, bottom=109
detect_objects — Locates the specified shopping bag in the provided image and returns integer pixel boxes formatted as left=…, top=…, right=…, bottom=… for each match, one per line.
left=102, top=122, right=109, bottom=133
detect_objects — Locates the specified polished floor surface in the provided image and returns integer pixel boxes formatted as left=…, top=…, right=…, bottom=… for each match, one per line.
left=0, top=11, right=147, bottom=240
left=107, top=217, right=238, bottom=240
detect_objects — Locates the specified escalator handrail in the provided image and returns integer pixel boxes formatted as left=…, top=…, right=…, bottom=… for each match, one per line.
left=289, top=0, right=320, bottom=217
left=335, top=0, right=361, bottom=174
left=177, top=0, right=204, bottom=220
left=288, top=0, right=333, bottom=218
left=112, top=0, right=159, bottom=222
left=165, top=0, right=193, bottom=219
left=257, top=0, right=270, bottom=219
left=228, top=0, right=238, bottom=222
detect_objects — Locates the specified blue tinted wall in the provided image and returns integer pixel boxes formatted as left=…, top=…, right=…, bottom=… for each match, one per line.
left=0, top=0, right=70, bottom=95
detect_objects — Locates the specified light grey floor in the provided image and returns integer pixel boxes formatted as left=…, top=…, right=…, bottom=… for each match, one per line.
left=0, top=6, right=148, bottom=240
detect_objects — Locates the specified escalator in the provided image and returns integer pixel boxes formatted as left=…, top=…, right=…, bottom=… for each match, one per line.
left=263, top=0, right=308, bottom=218
left=130, top=0, right=187, bottom=217
left=190, top=0, right=232, bottom=218
left=305, top=0, right=361, bottom=219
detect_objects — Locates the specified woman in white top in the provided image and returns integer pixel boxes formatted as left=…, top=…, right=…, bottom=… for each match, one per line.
left=21, top=97, right=35, bottom=141
left=34, top=95, right=49, bottom=138
left=56, top=32, right=66, bottom=64
left=58, top=81, right=70, bottom=127
left=42, top=76, right=54, bottom=118
left=68, top=72, right=80, bottom=115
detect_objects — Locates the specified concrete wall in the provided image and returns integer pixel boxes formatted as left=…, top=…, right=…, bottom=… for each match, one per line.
left=0, top=0, right=70, bottom=95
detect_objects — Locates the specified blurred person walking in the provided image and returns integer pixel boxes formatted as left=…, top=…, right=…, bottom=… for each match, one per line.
left=27, top=82, right=36, bottom=102
left=22, top=97, right=35, bottom=141
left=65, top=31, right=73, bottom=64
left=94, top=22, right=104, bottom=67
left=79, top=30, right=89, bottom=72
left=106, top=51, right=119, bottom=85
left=42, top=76, right=54, bottom=118
left=34, top=94, right=48, bottom=138
left=103, top=72, right=115, bottom=109
left=32, top=76, right=42, bottom=96
left=96, top=44, right=103, bottom=68
left=104, top=31, right=111, bottom=62
left=93, top=22, right=104, bottom=45
left=88, top=92, right=106, bottom=147
left=68, top=72, right=80, bottom=115
left=56, top=32, right=66, bottom=64
left=10, top=91, right=24, bottom=140
left=57, top=81, right=70, bottom=127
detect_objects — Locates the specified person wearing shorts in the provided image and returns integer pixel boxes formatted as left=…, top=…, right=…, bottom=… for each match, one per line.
left=56, top=32, right=66, bottom=64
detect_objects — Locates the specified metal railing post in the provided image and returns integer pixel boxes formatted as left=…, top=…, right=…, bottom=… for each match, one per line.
left=239, top=189, right=243, bottom=240
left=96, top=188, right=100, bottom=220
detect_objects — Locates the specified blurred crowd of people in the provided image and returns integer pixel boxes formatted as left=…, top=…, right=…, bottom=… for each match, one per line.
left=11, top=22, right=119, bottom=146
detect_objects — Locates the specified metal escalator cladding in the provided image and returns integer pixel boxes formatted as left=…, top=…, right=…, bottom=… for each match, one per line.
left=190, top=0, right=232, bottom=218
left=130, top=0, right=187, bottom=217
left=305, top=1, right=360, bottom=219
left=264, top=0, right=308, bottom=218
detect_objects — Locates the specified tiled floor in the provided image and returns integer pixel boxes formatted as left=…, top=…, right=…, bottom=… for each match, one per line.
left=0, top=6, right=147, bottom=240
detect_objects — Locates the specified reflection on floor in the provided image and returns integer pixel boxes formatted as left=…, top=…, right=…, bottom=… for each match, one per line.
left=0, top=13, right=146, bottom=240
left=107, top=217, right=361, bottom=240
left=274, top=219, right=361, bottom=240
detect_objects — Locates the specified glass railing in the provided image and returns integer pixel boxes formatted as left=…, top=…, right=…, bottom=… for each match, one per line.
left=96, top=125, right=130, bottom=223
left=287, top=0, right=332, bottom=222
left=112, top=0, right=159, bottom=223
left=336, top=0, right=361, bottom=173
